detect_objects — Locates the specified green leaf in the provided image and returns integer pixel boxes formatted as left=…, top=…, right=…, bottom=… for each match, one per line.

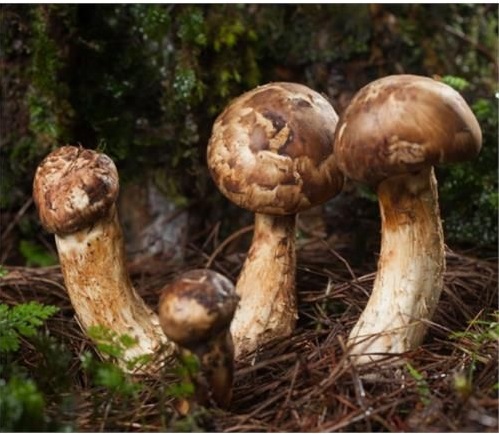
left=119, top=333, right=139, bottom=349
left=125, top=353, right=153, bottom=372
left=406, top=363, right=431, bottom=405
left=0, top=375, right=46, bottom=431
left=0, top=302, right=59, bottom=353
left=81, top=352, right=142, bottom=397
left=87, top=324, right=140, bottom=361
left=165, top=381, right=195, bottom=399
left=441, top=75, right=470, bottom=91
left=180, top=352, right=201, bottom=376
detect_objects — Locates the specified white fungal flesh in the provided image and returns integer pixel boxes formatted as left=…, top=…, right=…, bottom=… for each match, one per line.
left=68, top=186, right=90, bottom=212
left=348, top=168, right=444, bottom=365
left=55, top=208, right=170, bottom=368
left=230, top=213, right=297, bottom=358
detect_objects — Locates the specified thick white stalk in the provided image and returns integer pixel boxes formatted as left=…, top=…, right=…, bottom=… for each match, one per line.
left=230, top=213, right=297, bottom=357
left=56, top=206, right=169, bottom=367
left=348, top=168, right=444, bottom=365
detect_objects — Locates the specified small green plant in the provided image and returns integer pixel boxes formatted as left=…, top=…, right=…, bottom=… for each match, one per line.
left=0, top=302, right=71, bottom=431
left=87, top=324, right=153, bottom=370
left=448, top=312, right=499, bottom=401
left=0, top=266, right=7, bottom=277
left=453, top=368, right=474, bottom=401
left=0, top=302, right=59, bottom=353
left=165, top=352, right=200, bottom=401
left=162, top=352, right=213, bottom=432
left=450, top=312, right=499, bottom=344
left=80, top=352, right=141, bottom=397
left=0, top=374, right=47, bottom=432
left=441, top=74, right=470, bottom=91
left=450, top=312, right=499, bottom=361
left=449, top=312, right=498, bottom=397
left=80, top=325, right=151, bottom=397
left=30, top=333, right=73, bottom=396
left=406, top=363, right=431, bottom=406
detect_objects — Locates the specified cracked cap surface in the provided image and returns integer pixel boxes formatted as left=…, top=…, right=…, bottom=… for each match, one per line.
left=334, top=74, right=482, bottom=185
left=33, top=146, right=119, bottom=234
left=207, top=82, right=344, bottom=215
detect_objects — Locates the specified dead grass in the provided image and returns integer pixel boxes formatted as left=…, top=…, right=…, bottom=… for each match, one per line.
left=0, top=234, right=497, bottom=432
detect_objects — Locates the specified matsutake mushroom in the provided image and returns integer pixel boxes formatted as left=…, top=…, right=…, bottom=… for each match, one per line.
left=33, top=146, right=172, bottom=371
left=207, top=82, right=344, bottom=357
left=334, top=74, right=482, bottom=365
left=158, top=269, right=239, bottom=409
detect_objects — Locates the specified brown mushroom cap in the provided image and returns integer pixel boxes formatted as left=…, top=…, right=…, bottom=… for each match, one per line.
left=158, top=269, right=239, bottom=349
left=33, top=146, right=119, bottom=234
left=207, top=82, right=344, bottom=215
left=334, top=74, right=482, bottom=185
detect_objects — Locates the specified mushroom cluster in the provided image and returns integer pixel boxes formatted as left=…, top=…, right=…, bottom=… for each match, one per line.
left=32, top=75, right=481, bottom=407
left=334, top=74, right=482, bottom=365
left=207, top=82, right=344, bottom=357
left=33, top=146, right=239, bottom=405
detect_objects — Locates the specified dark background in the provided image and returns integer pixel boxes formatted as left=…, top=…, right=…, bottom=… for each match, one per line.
left=1, top=4, right=497, bottom=266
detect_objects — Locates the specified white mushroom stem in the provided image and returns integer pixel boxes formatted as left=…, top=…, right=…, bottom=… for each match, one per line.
left=56, top=205, right=169, bottom=368
left=230, top=213, right=297, bottom=357
left=348, top=167, right=444, bottom=365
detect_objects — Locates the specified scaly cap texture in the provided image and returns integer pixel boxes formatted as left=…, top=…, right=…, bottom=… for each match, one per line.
left=207, top=82, right=344, bottom=215
left=33, top=146, right=119, bottom=234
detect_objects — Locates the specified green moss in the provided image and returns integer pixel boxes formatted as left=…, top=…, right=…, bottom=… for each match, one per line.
left=28, top=5, right=75, bottom=149
left=1, top=4, right=497, bottom=253
left=0, top=375, right=47, bottom=431
left=173, top=66, right=204, bottom=104
left=177, top=6, right=207, bottom=47
left=439, top=94, right=498, bottom=246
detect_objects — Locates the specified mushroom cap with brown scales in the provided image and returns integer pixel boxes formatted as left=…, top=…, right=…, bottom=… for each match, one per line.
left=207, top=82, right=344, bottom=215
left=159, top=269, right=239, bottom=409
left=158, top=269, right=239, bottom=350
left=33, top=146, right=119, bottom=234
left=334, top=74, right=482, bottom=185
left=33, top=145, right=172, bottom=370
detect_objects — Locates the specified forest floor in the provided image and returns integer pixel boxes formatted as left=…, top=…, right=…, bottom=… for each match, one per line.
left=1, top=226, right=498, bottom=432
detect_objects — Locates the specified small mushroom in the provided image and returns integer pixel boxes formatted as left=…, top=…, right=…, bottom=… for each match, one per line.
left=33, top=146, right=171, bottom=370
left=158, top=269, right=239, bottom=409
left=207, top=82, right=344, bottom=357
left=334, top=75, right=482, bottom=365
